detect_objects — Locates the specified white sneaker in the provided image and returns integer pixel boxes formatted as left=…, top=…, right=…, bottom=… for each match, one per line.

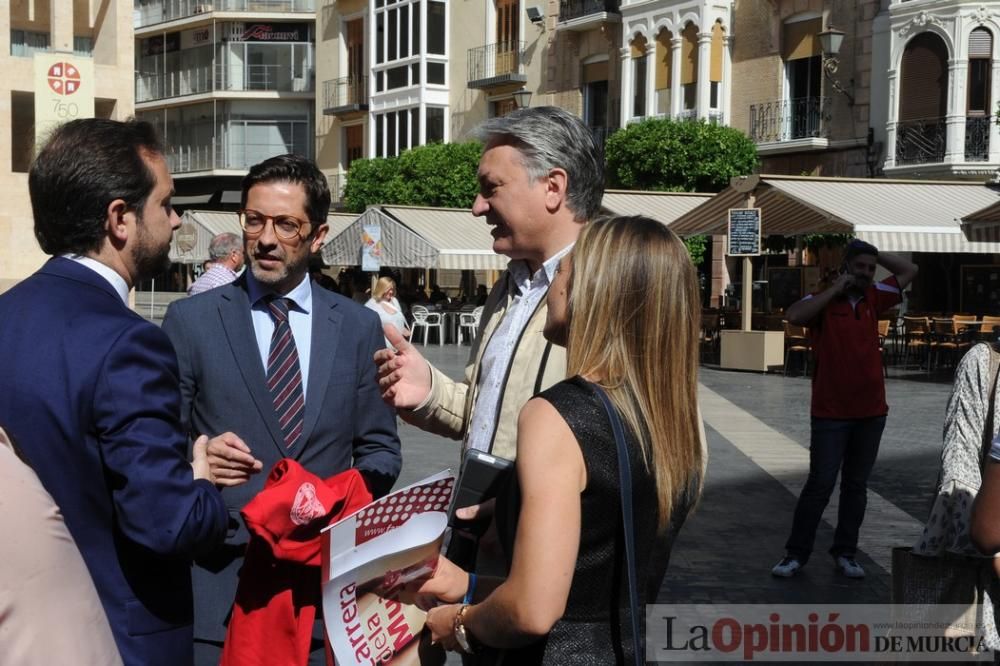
left=771, top=556, right=802, bottom=577
left=835, top=555, right=865, bottom=578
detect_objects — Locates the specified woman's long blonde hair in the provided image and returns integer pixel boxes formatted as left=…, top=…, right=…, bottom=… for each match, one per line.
left=566, top=216, right=704, bottom=530
left=372, top=276, right=396, bottom=301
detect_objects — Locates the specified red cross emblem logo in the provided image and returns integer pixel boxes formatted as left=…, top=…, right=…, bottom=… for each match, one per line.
left=47, top=62, right=81, bottom=96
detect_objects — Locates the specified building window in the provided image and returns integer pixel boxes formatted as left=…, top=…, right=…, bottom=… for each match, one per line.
left=710, top=22, right=724, bottom=110
left=374, top=107, right=422, bottom=157
left=783, top=17, right=822, bottom=139
left=654, top=29, right=672, bottom=115
left=582, top=60, right=609, bottom=128
left=968, top=28, right=992, bottom=115
left=630, top=35, right=647, bottom=118
left=897, top=32, right=949, bottom=164
left=428, top=1, right=446, bottom=55
left=10, top=29, right=49, bottom=57
left=427, top=107, right=444, bottom=142
left=681, top=23, right=698, bottom=111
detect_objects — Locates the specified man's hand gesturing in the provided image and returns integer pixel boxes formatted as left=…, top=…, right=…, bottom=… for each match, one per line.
left=374, top=324, right=433, bottom=409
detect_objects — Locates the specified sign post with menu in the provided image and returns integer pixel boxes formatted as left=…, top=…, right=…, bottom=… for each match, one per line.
left=727, top=206, right=761, bottom=332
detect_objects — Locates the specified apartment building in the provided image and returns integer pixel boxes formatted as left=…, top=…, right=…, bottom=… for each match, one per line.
left=874, top=0, right=1000, bottom=179
left=1, top=0, right=135, bottom=291
left=133, top=0, right=317, bottom=199
left=315, top=0, right=623, bottom=204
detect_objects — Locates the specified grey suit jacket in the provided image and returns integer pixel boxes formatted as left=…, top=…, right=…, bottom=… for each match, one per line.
left=162, top=275, right=401, bottom=642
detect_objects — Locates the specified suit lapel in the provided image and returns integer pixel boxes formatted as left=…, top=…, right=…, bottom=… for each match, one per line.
left=217, top=282, right=288, bottom=458
left=297, top=284, right=342, bottom=459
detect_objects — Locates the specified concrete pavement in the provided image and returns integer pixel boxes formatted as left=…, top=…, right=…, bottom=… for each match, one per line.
left=403, top=344, right=955, bottom=608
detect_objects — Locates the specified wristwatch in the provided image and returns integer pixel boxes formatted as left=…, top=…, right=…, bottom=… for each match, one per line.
left=453, top=604, right=477, bottom=654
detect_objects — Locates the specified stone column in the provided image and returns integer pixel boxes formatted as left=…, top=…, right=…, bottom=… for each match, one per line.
left=619, top=46, right=632, bottom=125
left=884, top=68, right=897, bottom=168
left=990, top=57, right=1000, bottom=163
left=50, top=0, right=72, bottom=52
left=697, top=31, right=712, bottom=119
left=944, top=58, right=967, bottom=163
left=721, top=35, right=733, bottom=122
left=670, top=36, right=683, bottom=118
left=645, top=50, right=656, bottom=118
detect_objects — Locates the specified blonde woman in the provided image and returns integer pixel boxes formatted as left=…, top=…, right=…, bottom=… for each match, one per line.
left=416, top=216, right=705, bottom=664
left=365, top=277, right=410, bottom=348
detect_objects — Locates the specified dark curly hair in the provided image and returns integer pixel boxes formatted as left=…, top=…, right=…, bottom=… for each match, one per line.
left=30, top=118, right=163, bottom=256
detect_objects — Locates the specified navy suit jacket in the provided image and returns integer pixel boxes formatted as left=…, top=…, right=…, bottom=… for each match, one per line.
left=161, top=275, right=401, bottom=642
left=0, top=257, right=228, bottom=666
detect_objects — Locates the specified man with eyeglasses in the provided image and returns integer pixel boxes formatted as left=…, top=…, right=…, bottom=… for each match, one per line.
left=162, top=154, right=401, bottom=666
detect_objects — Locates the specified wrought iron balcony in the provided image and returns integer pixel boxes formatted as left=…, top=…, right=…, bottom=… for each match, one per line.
left=328, top=173, right=346, bottom=203
left=965, top=116, right=991, bottom=162
left=749, top=96, right=830, bottom=143
left=468, top=42, right=527, bottom=89
left=323, top=77, right=369, bottom=116
left=558, top=0, right=621, bottom=23
left=895, top=117, right=946, bottom=165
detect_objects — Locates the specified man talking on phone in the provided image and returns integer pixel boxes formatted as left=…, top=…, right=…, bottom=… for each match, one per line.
left=771, top=240, right=917, bottom=579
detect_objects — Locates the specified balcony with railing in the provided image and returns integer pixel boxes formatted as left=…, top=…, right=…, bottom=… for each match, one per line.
left=557, top=0, right=621, bottom=31
left=748, top=96, right=831, bottom=145
left=167, top=133, right=313, bottom=174
left=323, top=77, right=368, bottom=116
left=134, top=0, right=316, bottom=29
left=965, top=116, right=991, bottom=162
left=468, top=42, right=527, bottom=89
left=136, top=63, right=314, bottom=103
left=894, top=117, right=946, bottom=165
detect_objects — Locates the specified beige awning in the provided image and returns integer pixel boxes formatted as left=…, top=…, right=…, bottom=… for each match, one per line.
left=668, top=174, right=1000, bottom=252
left=172, top=210, right=354, bottom=265
left=322, top=208, right=441, bottom=268
left=600, top=190, right=714, bottom=224
left=382, top=206, right=509, bottom=270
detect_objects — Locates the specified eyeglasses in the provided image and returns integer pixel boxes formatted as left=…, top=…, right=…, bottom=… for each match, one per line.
left=238, top=209, right=312, bottom=240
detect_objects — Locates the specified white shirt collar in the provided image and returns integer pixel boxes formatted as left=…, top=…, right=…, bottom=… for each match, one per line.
left=63, top=254, right=130, bottom=304
left=508, top=242, right=575, bottom=293
left=247, top=270, right=313, bottom=314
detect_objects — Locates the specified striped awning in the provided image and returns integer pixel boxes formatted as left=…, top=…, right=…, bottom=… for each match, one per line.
left=600, top=190, right=714, bottom=224
left=172, top=210, right=354, bottom=265
left=667, top=174, right=1000, bottom=252
left=321, top=208, right=440, bottom=268
left=382, top=206, right=508, bottom=270
left=322, top=206, right=509, bottom=270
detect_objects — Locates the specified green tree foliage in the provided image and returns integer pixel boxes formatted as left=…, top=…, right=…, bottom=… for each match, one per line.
left=604, top=118, right=758, bottom=265
left=343, top=142, right=482, bottom=213
left=604, top=117, right=759, bottom=193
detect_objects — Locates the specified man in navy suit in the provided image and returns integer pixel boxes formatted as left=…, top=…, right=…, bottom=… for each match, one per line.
left=162, top=154, right=402, bottom=664
left=0, top=119, right=232, bottom=665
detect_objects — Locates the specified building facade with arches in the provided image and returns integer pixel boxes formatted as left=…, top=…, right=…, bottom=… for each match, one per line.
left=876, top=1, right=1000, bottom=178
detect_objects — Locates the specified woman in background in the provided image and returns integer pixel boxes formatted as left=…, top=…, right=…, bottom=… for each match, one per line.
left=365, top=276, right=410, bottom=348
left=416, top=216, right=706, bottom=664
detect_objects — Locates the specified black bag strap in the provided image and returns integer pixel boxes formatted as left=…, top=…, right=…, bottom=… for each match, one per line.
left=590, top=382, right=643, bottom=666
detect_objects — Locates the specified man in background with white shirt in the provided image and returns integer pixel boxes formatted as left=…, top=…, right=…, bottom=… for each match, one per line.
left=0, top=118, right=231, bottom=665
left=188, top=232, right=243, bottom=295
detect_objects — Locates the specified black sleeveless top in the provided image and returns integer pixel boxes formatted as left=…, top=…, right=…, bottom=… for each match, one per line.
left=494, top=376, right=693, bottom=665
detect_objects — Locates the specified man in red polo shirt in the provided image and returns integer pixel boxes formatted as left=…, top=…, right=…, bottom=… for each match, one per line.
left=772, top=240, right=918, bottom=579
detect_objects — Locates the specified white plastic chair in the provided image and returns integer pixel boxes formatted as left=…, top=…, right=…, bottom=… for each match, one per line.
left=458, top=306, right=483, bottom=345
left=411, top=305, right=444, bottom=346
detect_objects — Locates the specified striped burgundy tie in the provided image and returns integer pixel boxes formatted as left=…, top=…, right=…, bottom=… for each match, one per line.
left=265, top=297, right=304, bottom=448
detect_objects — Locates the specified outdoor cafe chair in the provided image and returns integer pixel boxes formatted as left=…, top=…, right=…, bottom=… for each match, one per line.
left=929, top=317, right=971, bottom=372
left=783, top=321, right=810, bottom=377
left=458, top=306, right=483, bottom=345
left=410, top=305, right=444, bottom=346
left=901, top=316, right=931, bottom=370
left=700, top=313, right=721, bottom=363
left=979, top=316, right=1000, bottom=342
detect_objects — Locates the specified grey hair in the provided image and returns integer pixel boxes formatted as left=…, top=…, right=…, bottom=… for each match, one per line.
left=208, top=232, right=242, bottom=260
left=474, top=106, right=604, bottom=222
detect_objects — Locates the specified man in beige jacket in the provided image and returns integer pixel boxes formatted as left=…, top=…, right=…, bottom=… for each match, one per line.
left=375, top=106, right=604, bottom=462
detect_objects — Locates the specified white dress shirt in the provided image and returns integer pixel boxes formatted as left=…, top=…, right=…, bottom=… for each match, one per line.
left=466, top=243, right=573, bottom=452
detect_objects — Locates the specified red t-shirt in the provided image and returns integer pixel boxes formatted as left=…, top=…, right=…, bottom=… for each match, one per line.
left=807, top=276, right=901, bottom=419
